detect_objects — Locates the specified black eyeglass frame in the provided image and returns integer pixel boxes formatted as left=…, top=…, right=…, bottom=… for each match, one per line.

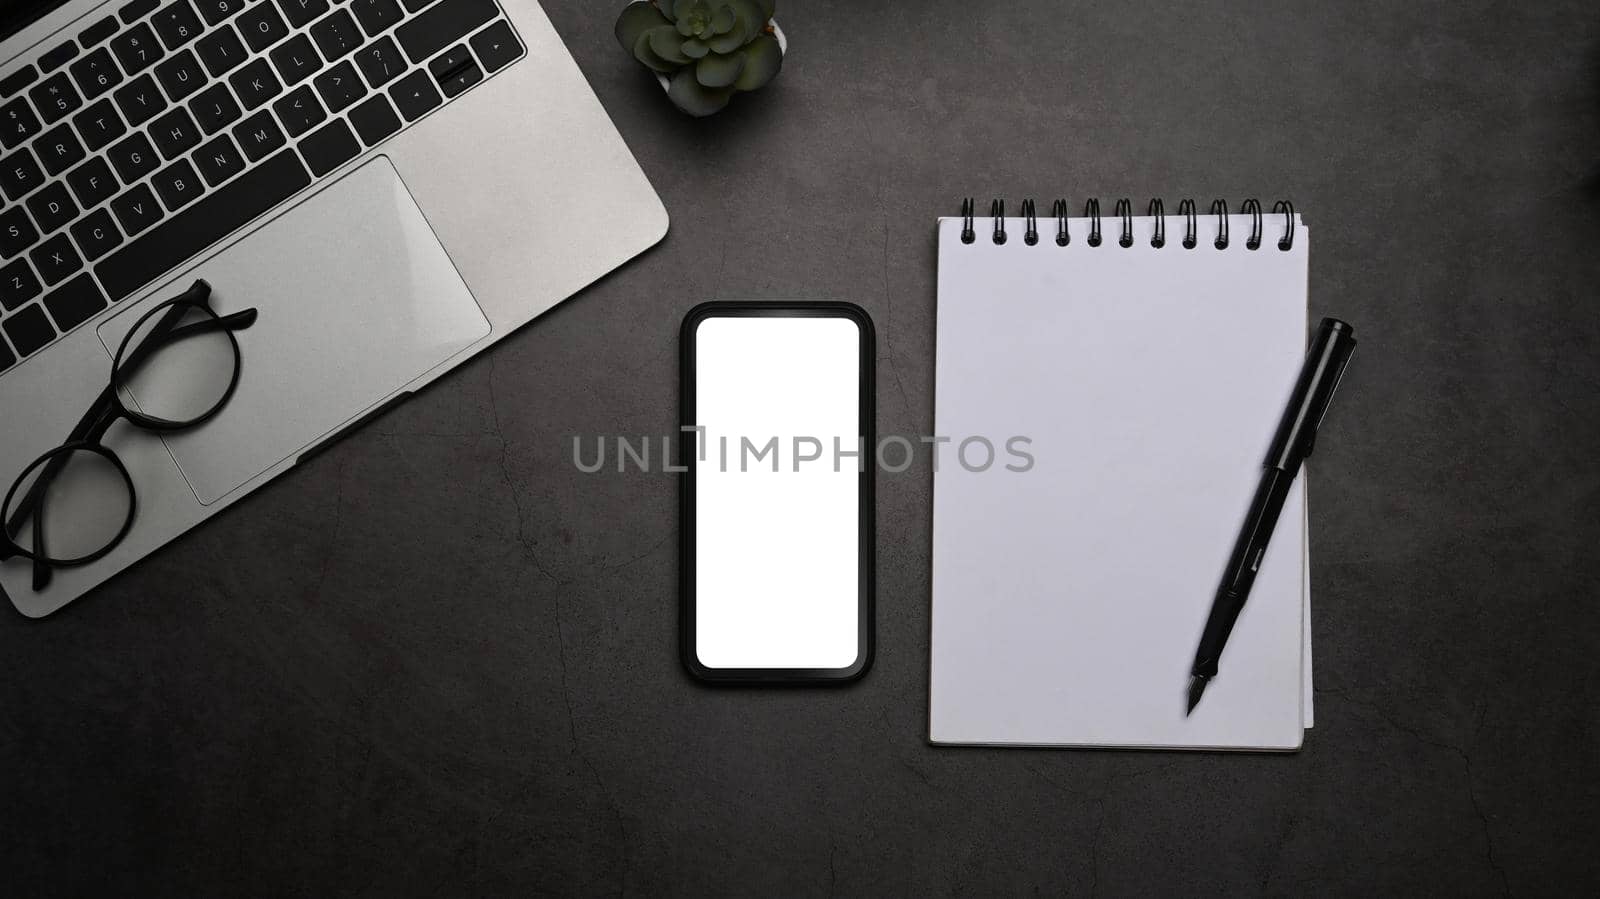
left=0, top=280, right=257, bottom=591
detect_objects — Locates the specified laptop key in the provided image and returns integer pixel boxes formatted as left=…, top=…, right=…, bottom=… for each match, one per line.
left=348, top=95, right=399, bottom=145
left=43, top=273, right=109, bottom=332
left=230, top=58, right=284, bottom=110
left=190, top=83, right=242, bottom=134
left=270, top=34, right=324, bottom=87
left=310, top=8, right=362, bottom=62
left=112, top=22, right=167, bottom=78
left=3, top=304, right=54, bottom=356
left=155, top=49, right=207, bottom=102
left=98, top=150, right=312, bottom=301
left=153, top=1, right=207, bottom=51
left=73, top=99, right=127, bottom=152
left=196, top=24, right=248, bottom=77
left=396, top=0, right=495, bottom=65
left=110, top=183, right=164, bottom=236
left=150, top=106, right=202, bottom=158
left=0, top=66, right=39, bottom=100
left=436, top=56, right=481, bottom=99
left=427, top=44, right=471, bottom=79
left=312, top=61, right=366, bottom=113
left=1, top=258, right=42, bottom=310
left=237, top=2, right=289, bottom=53
left=0, top=98, right=41, bottom=150
left=192, top=134, right=245, bottom=186
left=39, top=43, right=79, bottom=75
left=356, top=36, right=405, bottom=88
left=387, top=69, right=440, bottom=121
left=0, top=207, right=39, bottom=257
left=401, top=0, right=436, bottom=11
left=119, top=0, right=161, bottom=24
left=195, top=0, right=249, bottom=26
left=108, top=132, right=161, bottom=183
left=279, top=0, right=332, bottom=29
left=111, top=23, right=166, bottom=76
left=151, top=158, right=203, bottom=210
left=0, top=336, right=12, bottom=371
left=71, top=209, right=126, bottom=261
left=470, top=20, right=521, bottom=73
left=232, top=110, right=286, bottom=161
left=31, top=233, right=84, bottom=286
left=80, top=17, right=122, bottom=50
left=35, top=124, right=86, bottom=177
left=70, top=48, right=125, bottom=101
left=26, top=183, right=79, bottom=234
left=0, top=149, right=44, bottom=201
left=113, top=73, right=169, bottom=126
left=299, top=119, right=359, bottom=177
left=29, top=73, right=83, bottom=125
left=273, top=85, right=326, bottom=137
left=66, top=157, right=120, bottom=209
left=352, top=0, right=403, bottom=38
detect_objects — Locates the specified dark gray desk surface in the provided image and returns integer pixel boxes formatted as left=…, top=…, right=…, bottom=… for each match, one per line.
left=4, top=1, right=1598, bottom=895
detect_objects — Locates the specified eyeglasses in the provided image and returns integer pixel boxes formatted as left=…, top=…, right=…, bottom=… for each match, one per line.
left=1, top=280, right=257, bottom=592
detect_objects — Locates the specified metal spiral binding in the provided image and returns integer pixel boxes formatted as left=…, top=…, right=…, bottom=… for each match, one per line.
left=1114, top=199, right=1134, bottom=248
left=1178, top=199, right=1198, bottom=248
left=1241, top=198, right=1263, bottom=250
left=1209, top=199, right=1230, bottom=249
left=1273, top=201, right=1296, bottom=250
left=956, top=198, right=1296, bottom=250
left=1021, top=199, right=1038, bottom=245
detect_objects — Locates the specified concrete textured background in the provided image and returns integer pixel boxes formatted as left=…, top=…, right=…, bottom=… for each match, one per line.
left=4, top=0, right=1599, bottom=895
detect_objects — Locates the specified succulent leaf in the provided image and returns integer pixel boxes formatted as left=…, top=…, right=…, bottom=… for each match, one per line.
left=682, top=38, right=710, bottom=58
left=632, top=31, right=679, bottom=72
left=675, top=17, right=694, bottom=36
left=728, top=0, right=767, bottom=27
left=668, top=67, right=734, bottom=116
left=616, top=2, right=673, bottom=54
left=733, top=33, right=781, bottom=90
left=688, top=0, right=713, bottom=34
left=707, top=14, right=749, bottom=53
left=756, top=0, right=776, bottom=18
left=672, top=0, right=697, bottom=19
left=696, top=50, right=746, bottom=88
left=710, top=6, right=736, bottom=34
left=647, top=24, right=692, bottom=65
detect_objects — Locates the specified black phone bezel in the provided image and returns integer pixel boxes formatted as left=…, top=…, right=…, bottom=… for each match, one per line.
left=679, top=301, right=876, bottom=685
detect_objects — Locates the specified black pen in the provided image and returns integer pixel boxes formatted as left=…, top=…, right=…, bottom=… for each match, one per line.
left=1187, top=318, right=1357, bottom=715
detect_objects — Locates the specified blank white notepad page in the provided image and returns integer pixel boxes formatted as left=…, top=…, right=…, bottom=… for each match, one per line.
left=930, top=212, right=1309, bottom=750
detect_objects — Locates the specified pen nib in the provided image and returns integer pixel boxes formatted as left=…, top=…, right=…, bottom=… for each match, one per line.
left=1186, top=675, right=1209, bottom=716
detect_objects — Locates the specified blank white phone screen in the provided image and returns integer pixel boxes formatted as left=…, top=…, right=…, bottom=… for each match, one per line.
left=694, top=316, right=861, bottom=670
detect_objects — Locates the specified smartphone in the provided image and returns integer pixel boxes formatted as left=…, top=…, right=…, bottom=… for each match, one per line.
left=680, top=302, right=875, bottom=684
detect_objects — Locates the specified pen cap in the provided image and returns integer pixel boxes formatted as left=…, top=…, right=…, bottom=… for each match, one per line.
left=1265, top=318, right=1357, bottom=470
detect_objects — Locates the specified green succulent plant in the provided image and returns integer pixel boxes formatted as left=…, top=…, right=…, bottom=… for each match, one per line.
left=615, top=0, right=783, bottom=117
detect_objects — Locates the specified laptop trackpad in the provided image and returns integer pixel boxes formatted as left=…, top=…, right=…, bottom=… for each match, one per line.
left=97, top=157, right=491, bottom=505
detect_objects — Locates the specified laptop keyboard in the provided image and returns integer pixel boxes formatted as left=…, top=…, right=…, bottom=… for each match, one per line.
left=0, top=0, right=523, bottom=375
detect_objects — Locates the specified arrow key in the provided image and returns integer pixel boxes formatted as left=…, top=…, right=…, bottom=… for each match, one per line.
left=469, top=20, right=521, bottom=74
left=388, top=69, right=440, bottom=122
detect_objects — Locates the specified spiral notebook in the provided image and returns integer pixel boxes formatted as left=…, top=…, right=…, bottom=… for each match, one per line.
left=930, top=199, right=1313, bottom=751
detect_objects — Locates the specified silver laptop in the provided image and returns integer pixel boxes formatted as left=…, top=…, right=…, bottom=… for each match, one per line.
left=0, top=0, right=668, bottom=617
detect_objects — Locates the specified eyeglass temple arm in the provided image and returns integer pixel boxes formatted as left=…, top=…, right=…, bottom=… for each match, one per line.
left=114, top=308, right=257, bottom=381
